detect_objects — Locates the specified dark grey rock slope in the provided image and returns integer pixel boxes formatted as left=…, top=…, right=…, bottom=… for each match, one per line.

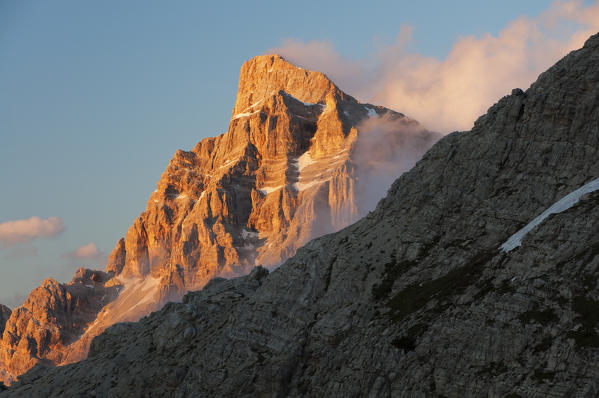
left=0, top=306, right=10, bottom=338
left=5, top=33, right=599, bottom=397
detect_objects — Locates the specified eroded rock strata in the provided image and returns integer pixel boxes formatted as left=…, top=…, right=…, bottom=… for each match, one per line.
left=5, top=32, right=599, bottom=398
left=0, top=270, right=120, bottom=385
left=0, top=307, right=10, bottom=338
left=0, top=55, right=436, bottom=383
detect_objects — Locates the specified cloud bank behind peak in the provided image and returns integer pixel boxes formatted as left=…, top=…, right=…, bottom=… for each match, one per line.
left=0, top=217, right=65, bottom=246
left=270, top=0, right=599, bottom=133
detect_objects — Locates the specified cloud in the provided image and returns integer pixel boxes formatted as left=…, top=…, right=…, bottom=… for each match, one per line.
left=268, top=39, right=372, bottom=97
left=353, top=113, right=442, bottom=213
left=271, top=0, right=599, bottom=132
left=0, top=216, right=65, bottom=246
left=63, top=243, right=103, bottom=259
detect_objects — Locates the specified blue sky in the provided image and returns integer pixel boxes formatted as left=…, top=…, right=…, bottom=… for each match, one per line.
left=0, top=0, right=593, bottom=306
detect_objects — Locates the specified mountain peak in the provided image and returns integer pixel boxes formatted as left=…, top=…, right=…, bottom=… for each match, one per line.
left=8, top=31, right=599, bottom=397
left=232, top=54, right=343, bottom=116
left=0, top=50, right=437, bottom=385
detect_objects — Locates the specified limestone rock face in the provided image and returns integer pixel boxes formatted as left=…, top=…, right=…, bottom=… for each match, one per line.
left=107, top=54, right=435, bottom=296
left=5, top=32, right=599, bottom=398
left=0, top=55, right=437, bottom=383
left=0, top=305, right=11, bottom=387
left=0, top=269, right=120, bottom=385
left=105, top=238, right=125, bottom=275
left=103, top=54, right=437, bottom=301
left=113, top=54, right=435, bottom=298
left=0, top=306, right=10, bottom=338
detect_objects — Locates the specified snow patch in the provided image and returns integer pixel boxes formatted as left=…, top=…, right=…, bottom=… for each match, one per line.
left=291, top=149, right=350, bottom=192
left=248, top=99, right=263, bottom=109
left=296, top=151, right=316, bottom=172
left=258, top=185, right=284, bottom=195
left=501, top=177, right=599, bottom=252
left=284, top=92, right=321, bottom=107
left=294, top=180, right=324, bottom=192
left=293, top=114, right=310, bottom=120
left=365, top=106, right=378, bottom=118
left=239, top=100, right=264, bottom=114
left=220, top=158, right=239, bottom=169
left=241, top=228, right=259, bottom=240
left=232, top=110, right=261, bottom=120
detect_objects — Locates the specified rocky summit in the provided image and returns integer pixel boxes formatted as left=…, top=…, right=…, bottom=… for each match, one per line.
left=0, top=55, right=437, bottom=384
left=3, top=32, right=599, bottom=397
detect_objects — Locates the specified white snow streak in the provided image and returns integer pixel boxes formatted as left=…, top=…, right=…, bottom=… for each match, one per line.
left=294, top=180, right=324, bottom=191
left=283, top=92, right=323, bottom=107
left=232, top=110, right=261, bottom=120
left=295, top=151, right=316, bottom=172
left=248, top=99, right=263, bottom=109
left=291, top=149, right=349, bottom=192
left=258, top=185, right=284, bottom=195
left=501, top=178, right=599, bottom=252
left=220, top=158, right=239, bottom=169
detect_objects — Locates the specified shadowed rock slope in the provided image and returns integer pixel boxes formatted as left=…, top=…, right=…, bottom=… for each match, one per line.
left=4, top=32, right=599, bottom=398
left=6, top=33, right=599, bottom=397
left=0, top=55, right=437, bottom=384
left=0, top=307, right=10, bottom=338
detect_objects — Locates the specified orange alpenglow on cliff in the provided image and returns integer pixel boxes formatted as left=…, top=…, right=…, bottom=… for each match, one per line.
left=0, top=54, right=439, bottom=384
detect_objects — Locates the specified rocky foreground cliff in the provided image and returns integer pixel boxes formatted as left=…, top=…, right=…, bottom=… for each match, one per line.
left=0, top=55, right=437, bottom=383
left=3, top=32, right=599, bottom=397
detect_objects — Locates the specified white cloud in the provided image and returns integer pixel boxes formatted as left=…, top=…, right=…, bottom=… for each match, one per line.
left=63, top=243, right=102, bottom=259
left=0, top=216, right=65, bottom=246
left=271, top=0, right=599, bottom=132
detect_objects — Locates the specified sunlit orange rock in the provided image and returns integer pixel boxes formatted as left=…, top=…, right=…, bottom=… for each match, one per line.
left=0, top=54, right=437, bottom=384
